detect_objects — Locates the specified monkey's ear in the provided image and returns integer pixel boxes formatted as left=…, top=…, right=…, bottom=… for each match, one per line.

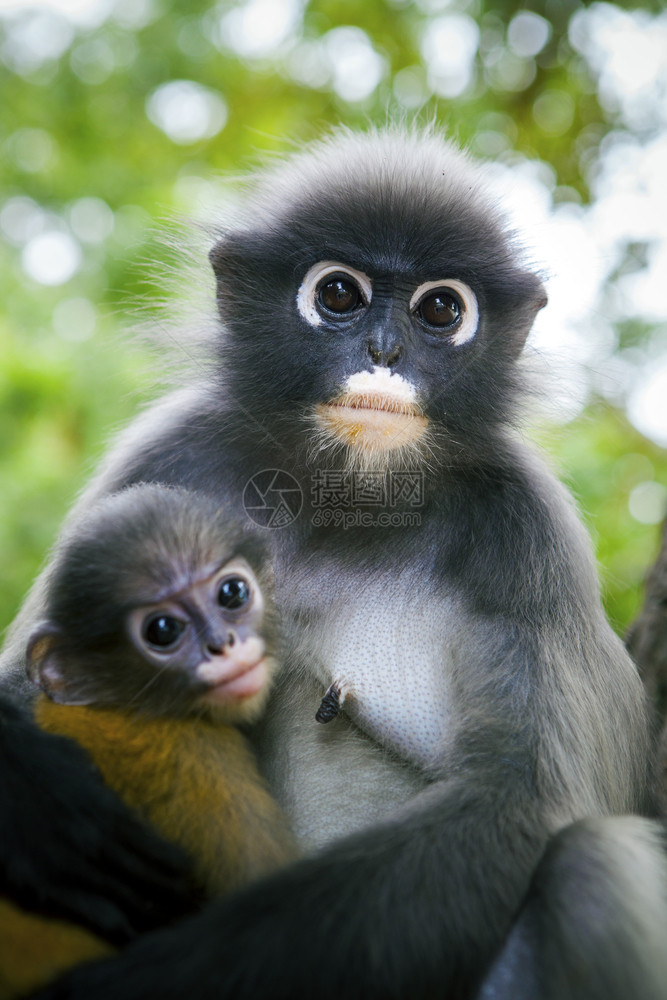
left=209, top=235, right=240, bottom=311
left=209, top=234, right=240, bottom=278
left=509, top=274, right=548, bottom=360
left=530, top=277, right=548, bottom=316
left=209, top=231, right=256, bottom=289
left=26, top=623, right=74, bottom=703
left=208, top=237, right=226, bottom=274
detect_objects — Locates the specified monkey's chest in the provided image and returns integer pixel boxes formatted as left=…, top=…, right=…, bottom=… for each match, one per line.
left=251, top=561, right=465, bottom=848
left=255, top=586, right=457, bottom=849
left=287, top=584, right=459, bottom=771
left=255, top=671, right=430, bottom=850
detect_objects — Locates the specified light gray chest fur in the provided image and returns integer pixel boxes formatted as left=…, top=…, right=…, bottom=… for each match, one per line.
left=254, top=572, right=462, bottom=850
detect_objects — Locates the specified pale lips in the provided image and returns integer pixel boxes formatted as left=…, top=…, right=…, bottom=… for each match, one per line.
left=315, top=390, right=428, bottom=447
left=196, top=638, right=268, bottom=704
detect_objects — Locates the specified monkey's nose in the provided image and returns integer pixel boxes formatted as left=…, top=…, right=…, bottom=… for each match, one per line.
left=386, top=345, right=402, bottom=367
left=367, top=341, right=402, bottom=367
left=206, top=632, right=235, bottom=655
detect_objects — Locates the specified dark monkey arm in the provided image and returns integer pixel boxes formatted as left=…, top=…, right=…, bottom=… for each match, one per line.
left=31, top=746, right=548, bottom=1000
left=0, top=695, right=197, bottom=945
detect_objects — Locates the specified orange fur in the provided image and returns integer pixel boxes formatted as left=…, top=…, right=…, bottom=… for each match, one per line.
left=0, top=899, right=112, bottom=1000
left=35, top=697, right=296, bottom=897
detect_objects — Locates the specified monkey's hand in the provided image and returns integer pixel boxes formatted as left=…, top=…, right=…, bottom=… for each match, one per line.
left=0, top=696, right=197, bottom=946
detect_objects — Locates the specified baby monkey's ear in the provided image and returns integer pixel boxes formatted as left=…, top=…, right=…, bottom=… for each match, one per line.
left=26, top=623, right=77, bottom=704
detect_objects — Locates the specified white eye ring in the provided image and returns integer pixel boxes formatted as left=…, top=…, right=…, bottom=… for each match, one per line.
left=297, top=261, right=372, bottom=328
left=410, top=279, right=479, bottom=345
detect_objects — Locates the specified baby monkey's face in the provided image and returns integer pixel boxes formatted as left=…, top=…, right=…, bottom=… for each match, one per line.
left=28, top=550, right=277, bottom=725
left=126, top=556, right=274, bottom=722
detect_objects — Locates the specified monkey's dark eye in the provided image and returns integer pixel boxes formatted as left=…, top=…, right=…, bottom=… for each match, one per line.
left=317, top=278, right=362, bottom=316
left=142, top=614, right=186, bottom=649
left=416, top=290, right=462, bottom=331
left=218, top=576, right=251, bottom=610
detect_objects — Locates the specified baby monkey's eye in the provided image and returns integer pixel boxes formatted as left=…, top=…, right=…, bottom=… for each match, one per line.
left=317, top=277, right=363, bottom=316
left=143, top=614, right=186, bottom=649
left=218, top=576, right=251, bottom=610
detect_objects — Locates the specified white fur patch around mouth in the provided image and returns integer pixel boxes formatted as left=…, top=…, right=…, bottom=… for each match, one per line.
left=343, top=366, right=418, bottom=407
left=315, top=367, right=428, bottom=450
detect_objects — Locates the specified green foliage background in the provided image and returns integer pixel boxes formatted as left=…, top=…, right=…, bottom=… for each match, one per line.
left=1, top=0, right=665, bottom=639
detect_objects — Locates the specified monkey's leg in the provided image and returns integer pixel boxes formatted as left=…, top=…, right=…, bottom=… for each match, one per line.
left=479, top=817, right=667, bottom=1000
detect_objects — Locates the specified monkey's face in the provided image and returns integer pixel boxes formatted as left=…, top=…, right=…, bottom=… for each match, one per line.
left=125, top=556, right=275, bottom=722
left=211, top=131, right=546, bottom=472
left=28, top=551, right=277, bottom=725
left=295, top=262, right=483, bottom=470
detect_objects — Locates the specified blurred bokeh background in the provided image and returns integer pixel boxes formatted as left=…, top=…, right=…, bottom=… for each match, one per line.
left=1, top=0, right=666, bottom=639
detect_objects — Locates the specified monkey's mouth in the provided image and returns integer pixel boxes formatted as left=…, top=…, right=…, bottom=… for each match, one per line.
left=315, top=391, right=428, bottom=449
left=197, top=655, right=269, bottom=705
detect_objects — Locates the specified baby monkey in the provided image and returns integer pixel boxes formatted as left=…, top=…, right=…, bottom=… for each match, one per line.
left=27, top=484, right=296, bottom=901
